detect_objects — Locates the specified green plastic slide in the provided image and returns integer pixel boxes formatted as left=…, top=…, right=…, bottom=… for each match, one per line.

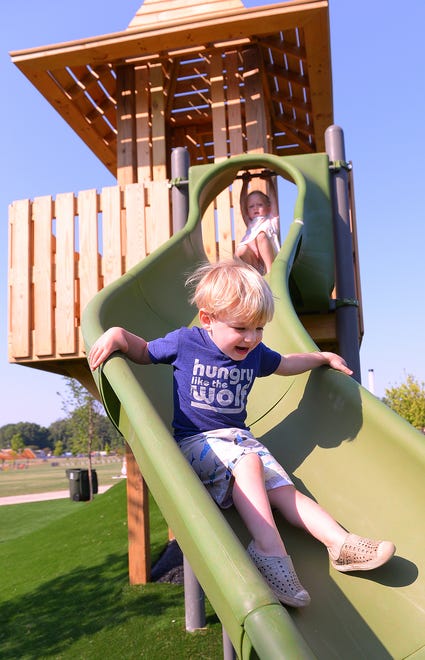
left=82, top=154, right=425, bottom=659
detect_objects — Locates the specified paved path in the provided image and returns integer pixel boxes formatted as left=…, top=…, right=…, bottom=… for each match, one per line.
left=0, top=484, right=113, bottom=506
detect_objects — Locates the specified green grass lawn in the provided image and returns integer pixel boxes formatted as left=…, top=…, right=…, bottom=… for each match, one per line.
left=0, top=480, right=222, bottom=659
left=0, top=457, right=123, bottom=497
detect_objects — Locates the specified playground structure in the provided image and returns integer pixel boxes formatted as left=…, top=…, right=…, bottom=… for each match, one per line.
left=7, top=1, right=425, bottom=658
left=8, top=0, right=354, bottom=585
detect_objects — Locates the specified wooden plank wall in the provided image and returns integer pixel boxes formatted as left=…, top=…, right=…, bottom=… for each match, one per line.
left=8, top=182, right=172, bottom=363
left=8, top=178, right=246, bottom=364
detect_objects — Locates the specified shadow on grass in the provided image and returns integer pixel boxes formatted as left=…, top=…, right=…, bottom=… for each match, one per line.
left=0, top=551, right=189, bottom=659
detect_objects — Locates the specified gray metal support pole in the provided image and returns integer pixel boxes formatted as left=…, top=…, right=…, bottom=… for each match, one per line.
left=222, top=626, right=237, bottom=660
left=171, top=146, right=190, bottom=233
left=171, top=146, right=207, bottom=633
left=183, top=556, right=206, bottom=631
left=325, top=125, right=361, bottom=383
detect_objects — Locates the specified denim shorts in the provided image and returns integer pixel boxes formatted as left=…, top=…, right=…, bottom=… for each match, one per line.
left=178, top=427, right=293, bottom=509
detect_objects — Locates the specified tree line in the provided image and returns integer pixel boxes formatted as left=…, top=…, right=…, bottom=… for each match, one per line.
left=1, top=373, right=424, bottom=457
left=0, top=378, right=123, bottom=457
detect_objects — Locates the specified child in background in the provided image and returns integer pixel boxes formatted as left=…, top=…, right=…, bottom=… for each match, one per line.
left=235, top=171, right=280, bottom=274
left=88, top=259, right=395, bottom=608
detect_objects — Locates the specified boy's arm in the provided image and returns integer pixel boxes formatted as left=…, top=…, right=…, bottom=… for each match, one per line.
left=88, top=326, right=152, bottom=371
left=274, top=351, right=353, bottom=377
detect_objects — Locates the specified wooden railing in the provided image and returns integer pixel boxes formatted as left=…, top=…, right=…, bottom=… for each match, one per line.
left=8, top=180, right=245, bottom=367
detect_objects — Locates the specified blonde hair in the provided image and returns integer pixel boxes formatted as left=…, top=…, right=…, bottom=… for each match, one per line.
left=246, top=190, right=271, bottom=206
left=186, top=259, right=274, bottom=326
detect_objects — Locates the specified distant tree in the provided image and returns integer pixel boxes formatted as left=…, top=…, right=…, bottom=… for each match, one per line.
left=58, top=377, right=123, bottom=497
left=10, top=432, right=25, bottom=453
left=49, top=419, right=73, bottom=453
left=383, top=374, right=425, bottom=431
left=0, top=422, right=52, bottom=451
left=59, top=378, right=102, bottom=499
left=53, top=440, right=65, bottom=457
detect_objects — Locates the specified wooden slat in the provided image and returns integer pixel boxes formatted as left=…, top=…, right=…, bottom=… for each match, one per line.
left=242, top=47, right=269, bottom=153
left=302, top=13, right=333, bottom=151
left=149, top=64, right=167, bottom=181
left=116, top=65, right=137, bottom=186
left=33, top=195, right=54, bottom=357
left=135, top=66, right=152, bottom=182
left=201, top=202, right=217, bottom=262
left=232, top=179, right=245, bottom=245
left=55, top=192, right=77, bottom=355
left=145, top=181, right=171, bottom=252
left=125, top=183, right=148, bottom=269
left=101, top=186, right=123, bottom=287
left=78, top=189, right=100, bottom=318
left=225, top=50, right=245, bottom=242
left=225, top=51, right=243, bottom=155
left=210, top=52, right=227, bottom=157
left=300, top=312, right=337, bottom=347
left=210, top=52, right=234, bottom=259
left=128, top=0, right=244, bottom=28
left=215, top=191, right=234, bottom=260
left=8, top=200, right=31, bottom=359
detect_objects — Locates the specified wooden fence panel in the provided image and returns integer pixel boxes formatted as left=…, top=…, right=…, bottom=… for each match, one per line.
left=55, top=192, right=77, bottom=355
left=7, top=181, right=203, bottom=362
left=33, top=195, right=54, bottom=357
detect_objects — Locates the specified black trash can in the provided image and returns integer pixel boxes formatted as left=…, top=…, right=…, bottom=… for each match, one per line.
left=66, top=468, right=98, bottom=501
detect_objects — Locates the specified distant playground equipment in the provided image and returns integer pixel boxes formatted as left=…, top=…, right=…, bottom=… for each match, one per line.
left=83, top=150, right=425, bottom=659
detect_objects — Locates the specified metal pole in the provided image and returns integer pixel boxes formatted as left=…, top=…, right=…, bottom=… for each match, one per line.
left=171, top=148, right=207, bottom=632
left=183, top=556, right=206, bottom=631
left=325, top=125, right=361, bottom=383
left=171, top=146, right=190, bottom=233
left=222, top=627, right=237, bottom=660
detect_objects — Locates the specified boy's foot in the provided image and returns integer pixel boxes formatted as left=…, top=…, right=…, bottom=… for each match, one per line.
left=247, top=541, right=311, bottom=608
left=328, top=534, right=396, bottom=572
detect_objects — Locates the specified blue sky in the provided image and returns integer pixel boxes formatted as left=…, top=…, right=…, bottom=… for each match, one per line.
left=1, top=0, right=424, bottom=427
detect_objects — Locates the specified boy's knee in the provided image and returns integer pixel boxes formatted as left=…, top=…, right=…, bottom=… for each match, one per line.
left=234, top=451, right=264, bottom=477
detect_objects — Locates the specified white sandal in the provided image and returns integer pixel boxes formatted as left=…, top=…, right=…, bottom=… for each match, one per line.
left=247, top=541, right=311, bottom=608
left=328, top=534, right=396, bottom=572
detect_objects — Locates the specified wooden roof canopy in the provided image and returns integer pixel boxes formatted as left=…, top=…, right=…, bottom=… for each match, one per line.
left=10, top=0, right=333, bottom=176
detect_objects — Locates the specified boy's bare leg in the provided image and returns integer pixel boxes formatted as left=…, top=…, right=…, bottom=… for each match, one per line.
left=268, top=486, right=347, bottom=556
left=232, top=453, right=288, bottom=556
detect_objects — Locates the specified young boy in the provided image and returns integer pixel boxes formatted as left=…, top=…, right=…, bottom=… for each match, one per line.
left=88, top=259, right=395, bottom=608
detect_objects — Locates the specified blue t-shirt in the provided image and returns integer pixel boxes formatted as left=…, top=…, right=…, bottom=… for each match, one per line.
left=148, top=326, right=281, bottom=441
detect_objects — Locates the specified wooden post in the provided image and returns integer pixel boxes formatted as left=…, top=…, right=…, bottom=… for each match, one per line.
left=116, top=64, right=151, bottom=585
left=125, top=442, right=150, bottom=584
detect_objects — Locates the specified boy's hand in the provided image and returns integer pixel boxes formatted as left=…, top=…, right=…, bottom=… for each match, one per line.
left=88, top=327, right=127, bottom=371
left=324, top=352, right=353, bottom=376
